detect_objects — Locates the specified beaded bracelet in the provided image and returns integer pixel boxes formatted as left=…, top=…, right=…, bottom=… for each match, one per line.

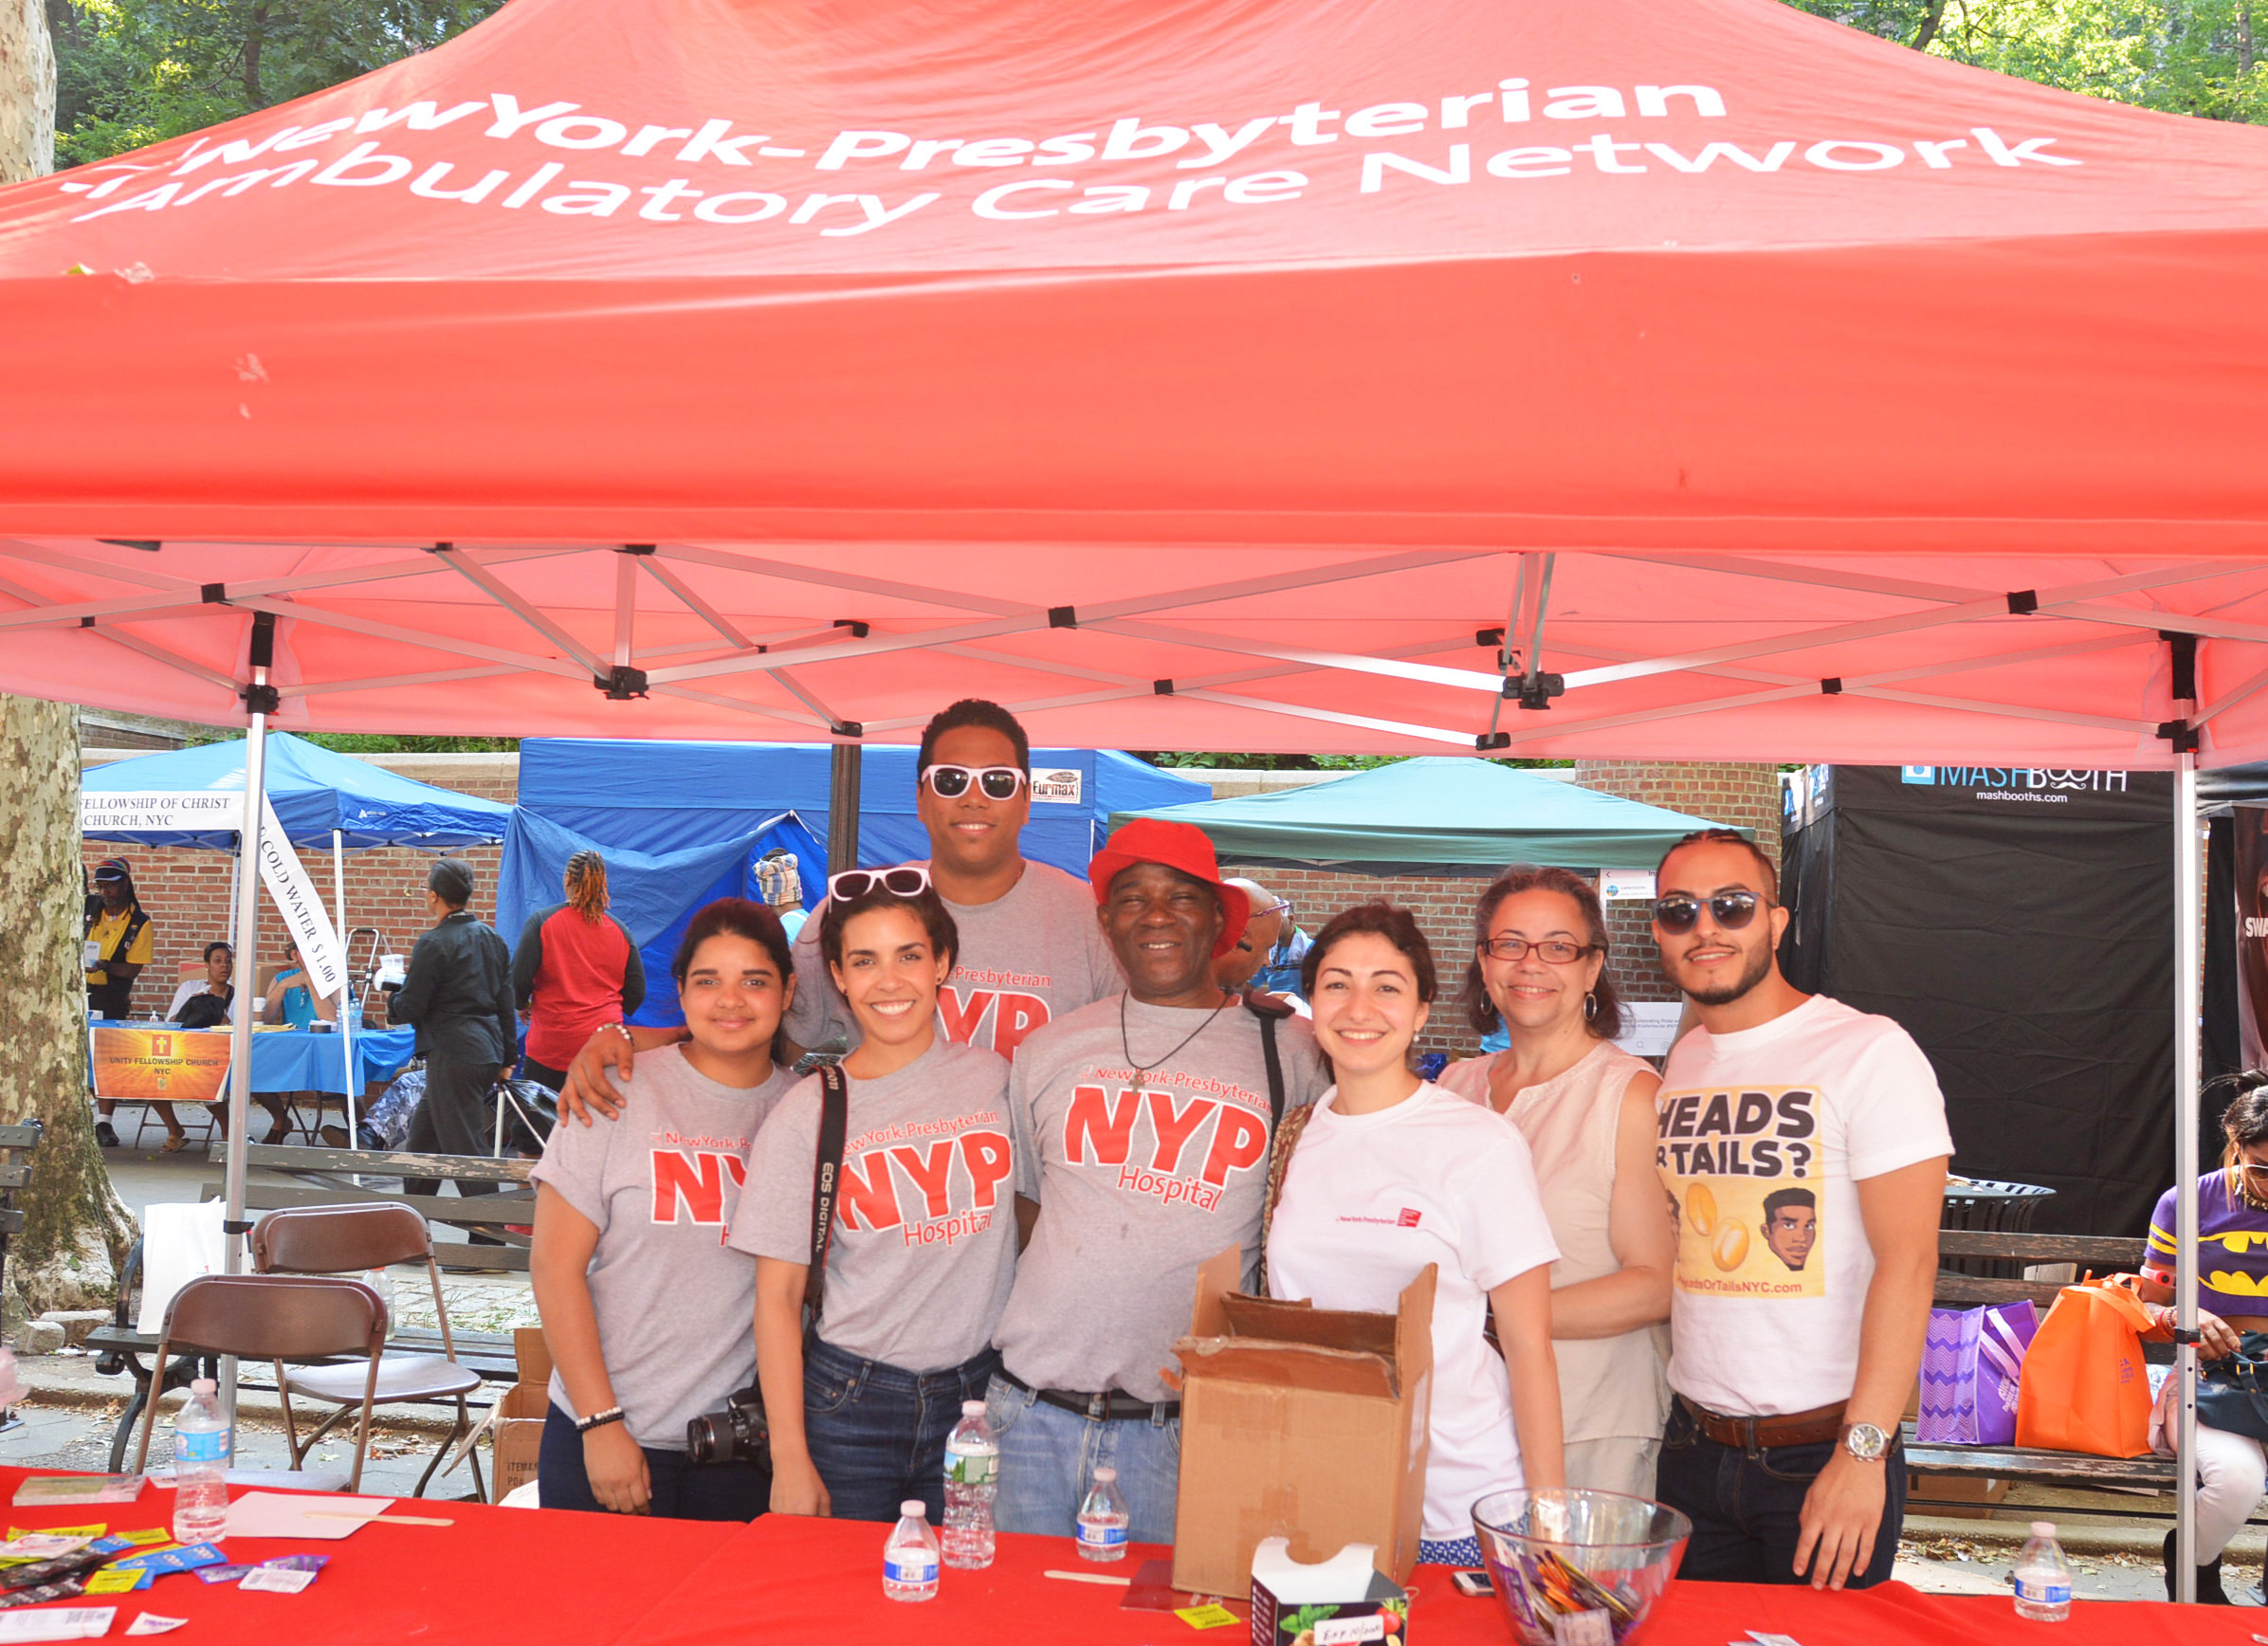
left=575, top=1405, right=627, bottom=1434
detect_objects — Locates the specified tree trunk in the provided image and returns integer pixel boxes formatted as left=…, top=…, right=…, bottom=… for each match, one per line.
left=1911, top=0, right=1951, bottom=52
left=0, top=4, right=133, bottom=1320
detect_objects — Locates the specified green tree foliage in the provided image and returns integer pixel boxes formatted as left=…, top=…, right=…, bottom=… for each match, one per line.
left=50, top=0, right=503, bottom=165
left=1785, top=0, right=2266, bottom=122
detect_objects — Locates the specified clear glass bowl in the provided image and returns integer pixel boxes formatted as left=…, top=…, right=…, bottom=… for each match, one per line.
left=1471, top=1488, right=1692, bottom=1646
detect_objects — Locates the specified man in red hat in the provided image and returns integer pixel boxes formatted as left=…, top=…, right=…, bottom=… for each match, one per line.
left=986, top=817, right=1328, bottom=1545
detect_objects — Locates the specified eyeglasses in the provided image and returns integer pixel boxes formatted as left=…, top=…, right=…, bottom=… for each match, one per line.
left=827, top=865, right=933, bottom=902
left=1477, top=936, right=1596, bottom=964
left=922, top=764, right=1028, bottom=800
left=1652, top=890, right=1770, bottom=935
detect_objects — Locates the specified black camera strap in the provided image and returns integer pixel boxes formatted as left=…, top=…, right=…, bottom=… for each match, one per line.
left=807, top=1063, right=850, bottom=1325
left=1242, top=989, right=1289, bottom=1134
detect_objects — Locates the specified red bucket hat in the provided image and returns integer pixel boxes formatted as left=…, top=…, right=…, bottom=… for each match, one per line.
left=1087, top=818, right=1249, bottom=959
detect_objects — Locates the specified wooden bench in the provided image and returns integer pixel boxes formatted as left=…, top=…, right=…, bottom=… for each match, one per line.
left=89, top=1143, right=540, bottom=1471
left=1904, top=1227, right=2239, bottom=1524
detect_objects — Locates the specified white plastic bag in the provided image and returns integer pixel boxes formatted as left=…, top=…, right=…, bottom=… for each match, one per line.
left=136, top=1201, right=227, bottom=1336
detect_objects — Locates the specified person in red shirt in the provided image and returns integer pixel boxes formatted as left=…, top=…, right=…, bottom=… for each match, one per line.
left=513, top=852, right=646, bottom=1092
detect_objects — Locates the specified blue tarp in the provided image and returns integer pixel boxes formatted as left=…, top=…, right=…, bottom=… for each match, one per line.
left=515, top=741, right=1207, bottom=881
left=498, top=806, right=829, bottom=1030
left=1109, top=757, right=1746, bottom=872
left=82, top=731, right=512, bottom=851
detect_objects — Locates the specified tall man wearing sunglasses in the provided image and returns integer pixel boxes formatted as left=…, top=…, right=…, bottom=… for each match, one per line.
left=1646, top=828, right=1950, bottom=1594
left=558, top=701, right=1121, bottom=1118
left=987, top=819, right=1327, bottom=1545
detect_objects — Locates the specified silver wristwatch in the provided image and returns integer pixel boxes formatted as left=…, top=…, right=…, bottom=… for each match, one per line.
left=1841, top=1421, right=1890, bottom=1463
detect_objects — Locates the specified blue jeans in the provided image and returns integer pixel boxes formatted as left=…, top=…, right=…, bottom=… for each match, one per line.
left=986, top=1375, right=1181, bottom=1544
left=537, top=1404, right=769, bottom=1522
left=803, top=1337, right=1001, bottom=1525
left=1653, top=1399, right=1904, bottom=1589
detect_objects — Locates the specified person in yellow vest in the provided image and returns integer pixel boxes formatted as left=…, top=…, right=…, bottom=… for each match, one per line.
left=86, top=859, right=156, bottom=1150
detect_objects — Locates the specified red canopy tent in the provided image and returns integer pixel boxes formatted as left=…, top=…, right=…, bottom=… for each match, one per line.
left=0, top=0, right=2259, bottom=1587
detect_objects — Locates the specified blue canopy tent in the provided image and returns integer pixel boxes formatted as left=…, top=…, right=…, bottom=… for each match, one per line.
left=498, top=807, right=828, bottom=1031
left=1107, top=757, right=1746, bottom=874
left=81, top=731, right=512, bottom=1137
left=515, top=740, right=1209, bottom=898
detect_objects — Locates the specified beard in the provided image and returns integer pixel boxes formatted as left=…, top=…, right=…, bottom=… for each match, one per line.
left=1678, top=939, right=1774, bottom=1007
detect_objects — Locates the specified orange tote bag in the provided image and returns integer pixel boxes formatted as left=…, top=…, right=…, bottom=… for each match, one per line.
left=2013, top=1273, right=2160, bottom=1458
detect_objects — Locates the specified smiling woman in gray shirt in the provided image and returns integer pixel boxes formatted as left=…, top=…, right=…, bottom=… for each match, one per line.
left=529, top=898, right=796, bottom=1522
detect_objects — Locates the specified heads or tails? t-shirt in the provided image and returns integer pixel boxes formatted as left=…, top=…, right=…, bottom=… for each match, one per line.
left=527, top=1047, right=795, bottom=1449
left=994, top=997, right=1328, bottom=1404
left=784, top=861, right=1121, bottom=1060
left=1655, top=994, right=1951, bottom=1417
left=730, top=1038, right=1016, bottom=1375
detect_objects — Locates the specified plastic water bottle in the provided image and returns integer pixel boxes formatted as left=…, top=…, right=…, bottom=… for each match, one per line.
left=2012, top=1520, right=2072, bottom=1622
left=942, top=1399, right=997, bottom=1569
left=883, top=1500, right=941, bottom=1601
left=171, top=1378, right=229, bottom=1545
left=1076, top=1466, right=1130, bottom=1563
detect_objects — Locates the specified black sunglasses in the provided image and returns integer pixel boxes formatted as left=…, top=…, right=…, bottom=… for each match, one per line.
left=1652, top=890, right=1770, bottom=935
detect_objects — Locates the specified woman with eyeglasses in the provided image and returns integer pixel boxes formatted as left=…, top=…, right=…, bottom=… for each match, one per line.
left=1436, top=865, right=1674, bottom=1501
left=2139, top=1074, right=2268, bottom=1602
left=1266, top=903, right=1563, bottom=1565
left=730, top=865, right=1016, bottom=1523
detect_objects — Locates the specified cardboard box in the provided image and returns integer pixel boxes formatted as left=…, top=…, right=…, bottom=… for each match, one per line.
left=489, top=1326, right=554, bottom=1504
left=1908, top=1471, right=2010, bottom=1521
left=1170, top=1249, right=1436, bottom=1596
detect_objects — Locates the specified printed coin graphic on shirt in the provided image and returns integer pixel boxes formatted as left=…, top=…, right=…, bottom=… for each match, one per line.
left=1656, top=1086, right=1823, bottom=1299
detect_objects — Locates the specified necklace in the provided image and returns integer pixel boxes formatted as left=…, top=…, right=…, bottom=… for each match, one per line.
left=1120, top=990, right=1232, bottom=1095
left=2233, top=1163, right=2268, bottom=1215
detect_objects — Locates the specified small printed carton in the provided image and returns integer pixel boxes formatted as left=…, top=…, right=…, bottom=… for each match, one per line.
left=1169, top=1248, right=1436, bottom=1596
left=1249, top=1537, right=1413, bottom=1646
left=489, top=1326, right=552, bottom=1504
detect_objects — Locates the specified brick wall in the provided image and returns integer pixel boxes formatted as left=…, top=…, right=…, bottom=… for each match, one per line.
left=82, top=758, right=521, bottom=1026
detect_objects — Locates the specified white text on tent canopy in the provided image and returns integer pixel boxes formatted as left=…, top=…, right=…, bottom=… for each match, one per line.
left=81, top=790, right=247, bottom=835
left=253, top=796, right=345, bottom=997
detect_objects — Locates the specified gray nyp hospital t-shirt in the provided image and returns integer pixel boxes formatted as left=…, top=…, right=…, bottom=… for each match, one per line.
left=528, top=1047, right=796, bottom=1449
left=994, top=996, right=1328, bottom=1404
left=730, top=1038, right=1018, bottom=1375
left=783, top=860, right=1122, bottom=1060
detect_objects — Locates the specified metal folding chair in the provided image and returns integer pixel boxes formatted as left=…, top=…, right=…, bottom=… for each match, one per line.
left=251, top=1202, right=487, bottom=1498
left=130, top=1273, right=386, bottom=1491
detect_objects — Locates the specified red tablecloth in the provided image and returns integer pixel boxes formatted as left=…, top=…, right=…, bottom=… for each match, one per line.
left=623, top=1516, right=2264, bottom=1646
left=0, top=1465, right=732, bottom=1646
left=3, top=1467, right=2256, bottom=1645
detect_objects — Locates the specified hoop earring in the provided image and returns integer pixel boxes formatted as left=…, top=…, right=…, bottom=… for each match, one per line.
left=1583, top=992, right=1599, bottom=1022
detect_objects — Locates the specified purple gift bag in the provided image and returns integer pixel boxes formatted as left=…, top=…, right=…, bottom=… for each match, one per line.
left=1917, top=1299, right=2039, bottom=1445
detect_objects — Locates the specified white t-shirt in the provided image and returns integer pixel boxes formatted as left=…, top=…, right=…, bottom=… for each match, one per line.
left=1654, top=994, right=1952, bottom=1417
left=785, top=860, right=1121, bottom=1060
left=1266, top=1082, right=1561, bottom=1543
left=167, top=979, right=205, bottom=1019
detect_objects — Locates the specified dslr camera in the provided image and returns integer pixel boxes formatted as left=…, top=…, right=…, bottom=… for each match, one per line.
left=686, top=1383, right=769, bottom=1469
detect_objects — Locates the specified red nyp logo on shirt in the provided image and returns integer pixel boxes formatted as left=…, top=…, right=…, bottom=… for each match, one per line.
left=650, top=1150, right=748, bottom=1244
left=938, top=983, right=1051, bottom=1058
left=1397, top=1208, right=1422, bottom=1228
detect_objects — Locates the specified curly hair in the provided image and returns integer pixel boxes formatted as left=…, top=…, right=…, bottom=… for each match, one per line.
left=1460, top=865, right=1624, bottom=1041
left=1300, top=901, right=1438, bottom=1003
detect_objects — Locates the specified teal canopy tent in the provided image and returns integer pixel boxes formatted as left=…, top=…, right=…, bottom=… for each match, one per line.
left=1109, top=758, right=1746, bottom=874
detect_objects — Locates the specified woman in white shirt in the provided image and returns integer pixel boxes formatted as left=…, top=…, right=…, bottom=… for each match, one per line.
left=1437, top=865, right=1674, bottom=1502
left=1266, top=902, right=1564, bottom=1565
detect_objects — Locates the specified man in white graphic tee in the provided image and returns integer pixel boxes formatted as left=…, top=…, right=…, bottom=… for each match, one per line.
left=558, top=700, right=1123, bottom=1119
left=1648, top=828, right=1950, bottom=1593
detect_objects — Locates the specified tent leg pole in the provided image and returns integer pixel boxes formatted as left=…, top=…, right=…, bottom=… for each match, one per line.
left=827, top=740, right=862, bottom=877
left=223, top=620, right=275, bottom=1442
left=332, top=829, right=357, bottom=1151
left=2176, top=753, right=2202, bottom=1605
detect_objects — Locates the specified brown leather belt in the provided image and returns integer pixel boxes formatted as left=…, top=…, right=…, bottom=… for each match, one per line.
left=1676, top=1394, right=1847, bottom=1450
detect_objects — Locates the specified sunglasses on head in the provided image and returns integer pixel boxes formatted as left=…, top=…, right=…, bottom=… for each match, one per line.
left=827, top=864, right=933, bottom=902
left=1652, top=890, right=1769, bottom=935
left=922, top=763, right=1027, bottom=800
